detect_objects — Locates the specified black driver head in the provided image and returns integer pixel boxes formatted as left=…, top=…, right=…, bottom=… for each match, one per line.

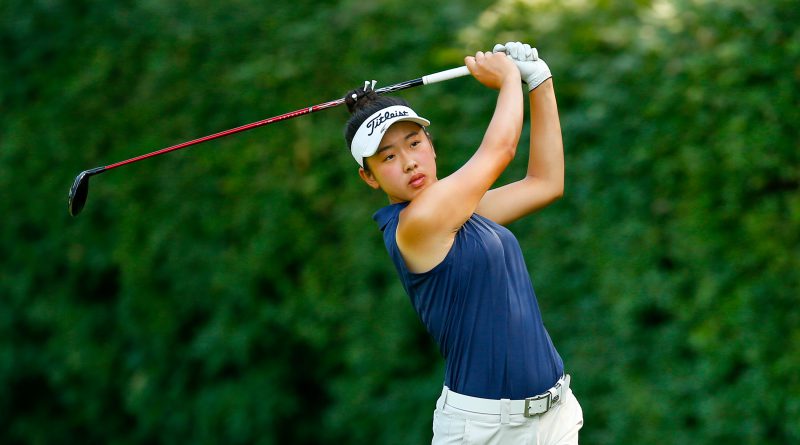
left=68, top=167, right=105, bottom=216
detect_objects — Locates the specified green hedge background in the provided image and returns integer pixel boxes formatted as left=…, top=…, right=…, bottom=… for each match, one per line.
left=2, top=0, right=798, bottom=443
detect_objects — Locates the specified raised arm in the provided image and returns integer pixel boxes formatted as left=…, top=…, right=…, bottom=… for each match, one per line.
left=395, top=51, right=523, bottom=273
left=476, top=43, right=564, bottom=225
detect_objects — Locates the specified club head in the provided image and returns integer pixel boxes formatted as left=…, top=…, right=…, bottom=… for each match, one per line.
left=68, top=171, right=91, bottom=216
left=68, top=167, right=105, bottom=216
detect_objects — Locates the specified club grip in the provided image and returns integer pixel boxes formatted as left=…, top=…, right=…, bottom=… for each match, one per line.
left=421, top=66, right=471, bottom=85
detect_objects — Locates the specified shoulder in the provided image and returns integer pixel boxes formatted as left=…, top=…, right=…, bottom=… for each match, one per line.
left=373, top=202, right=409, bottom=233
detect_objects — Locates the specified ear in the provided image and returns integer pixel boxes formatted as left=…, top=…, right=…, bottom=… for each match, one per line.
left=358, top=167, right=381, bottom=190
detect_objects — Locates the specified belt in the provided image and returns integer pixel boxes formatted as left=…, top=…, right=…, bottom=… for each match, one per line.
left=443, top=374, right=570, bottom=418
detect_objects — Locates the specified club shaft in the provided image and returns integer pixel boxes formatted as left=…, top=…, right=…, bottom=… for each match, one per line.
left=103, top=65, right=471, bottom=171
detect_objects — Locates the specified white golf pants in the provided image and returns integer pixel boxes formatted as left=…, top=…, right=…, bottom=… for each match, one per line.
left=432, top=386, right=583, bottom=444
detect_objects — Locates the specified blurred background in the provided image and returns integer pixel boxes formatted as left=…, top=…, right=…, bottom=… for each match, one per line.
left=2, top=0, right=798, bottom=443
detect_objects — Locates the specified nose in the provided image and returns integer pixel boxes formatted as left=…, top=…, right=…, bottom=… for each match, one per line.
left=403, top=153, right=418, bottom=173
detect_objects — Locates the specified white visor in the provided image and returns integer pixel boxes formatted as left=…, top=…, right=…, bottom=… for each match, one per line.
left=350, top=105, right=430, bottom=167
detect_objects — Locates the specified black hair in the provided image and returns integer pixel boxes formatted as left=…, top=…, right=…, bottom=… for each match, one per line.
left=343, top=87, right=410, bottom=171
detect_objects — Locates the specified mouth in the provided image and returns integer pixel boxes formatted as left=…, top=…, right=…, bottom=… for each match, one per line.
left=408, top=173, right=426, bottom=188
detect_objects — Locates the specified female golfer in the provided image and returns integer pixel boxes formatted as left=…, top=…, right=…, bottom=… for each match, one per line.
left=344, top=42, right=583, bottom=444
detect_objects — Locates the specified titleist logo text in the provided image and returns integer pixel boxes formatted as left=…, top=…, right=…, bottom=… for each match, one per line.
left=366, top=110, right=409, bottom=136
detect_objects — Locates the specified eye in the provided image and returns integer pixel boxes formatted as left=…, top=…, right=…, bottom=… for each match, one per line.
left=410, top=140, right=421, bottom=148
left=383, top=153, right=395, bottom=162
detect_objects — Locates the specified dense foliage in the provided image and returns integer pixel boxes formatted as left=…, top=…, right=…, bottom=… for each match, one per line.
left=463, top=0, right=800, bottom=443
left=2, top=0, right=797, bottom=443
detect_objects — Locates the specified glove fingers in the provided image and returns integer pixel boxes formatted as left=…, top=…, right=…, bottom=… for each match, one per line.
left=502, top=41, right=539, bottom=61
left=501, top=41, right=515, bottom=59
left=520, top=43, right=528, bottom=59
left=523, top=44, right=533, bottom=61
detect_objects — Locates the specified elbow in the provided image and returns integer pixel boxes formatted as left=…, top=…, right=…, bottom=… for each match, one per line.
left=551, top=180, right=564, bottom=200
left=544, top=184, right=563, bottom=206
left=502, top=141, right=518, bottom=163
left=528, top=177, right=563, bottom=204
left=481, top=139, right=517, bottom=167
left=497, top=132, right=520, bottom=162
left=482, top=128, right=520, bottom=162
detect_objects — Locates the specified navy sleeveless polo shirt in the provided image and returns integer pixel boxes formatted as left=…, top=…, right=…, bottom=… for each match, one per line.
left=373, top=202, right=564, bottom=400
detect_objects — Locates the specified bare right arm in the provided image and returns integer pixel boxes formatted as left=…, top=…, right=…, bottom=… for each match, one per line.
left=476, top=79, right=564, bottom=226
left=395, top=51, right=523, bottom=273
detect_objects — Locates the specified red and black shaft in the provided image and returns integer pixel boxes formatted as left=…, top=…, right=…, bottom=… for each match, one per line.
left=68, top=66, right=470, bottom=216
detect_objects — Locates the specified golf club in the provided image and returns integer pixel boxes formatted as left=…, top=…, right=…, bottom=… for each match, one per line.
left=68, top=65, right=471, bottom=216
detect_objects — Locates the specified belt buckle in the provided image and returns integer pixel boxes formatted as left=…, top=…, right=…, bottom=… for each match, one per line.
left=524, top=392, right=551, bottom=417
left=524, top=379, right=563, bottom=417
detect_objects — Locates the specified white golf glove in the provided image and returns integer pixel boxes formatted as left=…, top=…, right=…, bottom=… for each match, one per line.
left=492, top=41, right=552, bottom=91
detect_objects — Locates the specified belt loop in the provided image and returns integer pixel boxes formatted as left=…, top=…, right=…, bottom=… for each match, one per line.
left=500, top=398, right=511, bottom=424
left=437, top=386, right=449, bottom=411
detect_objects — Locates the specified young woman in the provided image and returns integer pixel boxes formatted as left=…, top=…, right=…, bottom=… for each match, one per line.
left=343, top=42, right=583, bottom=444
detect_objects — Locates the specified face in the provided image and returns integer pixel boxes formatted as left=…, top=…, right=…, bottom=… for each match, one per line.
left=358, top=121, right=437, bottom=203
